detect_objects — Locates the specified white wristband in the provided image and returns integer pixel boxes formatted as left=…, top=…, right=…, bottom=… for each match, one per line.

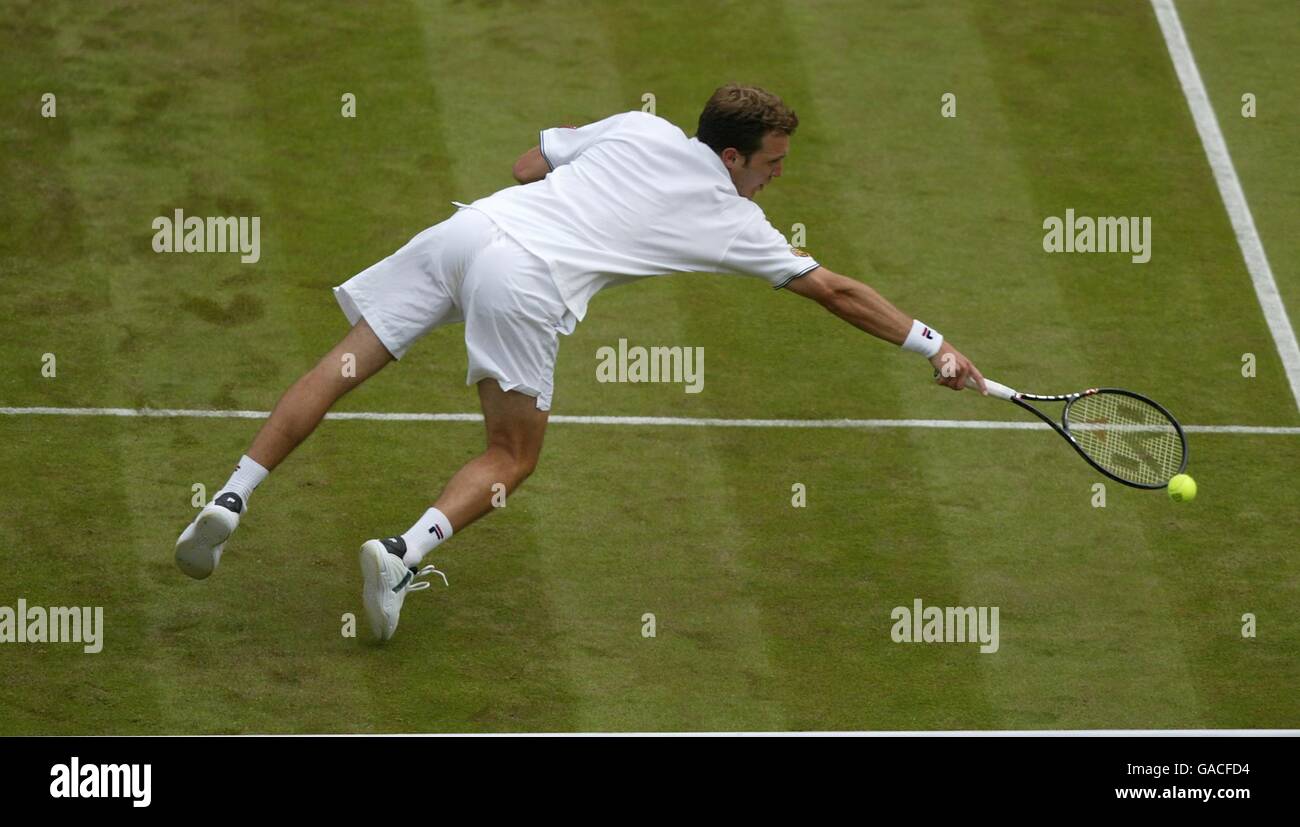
left=901, top=319, right=943, bottom=358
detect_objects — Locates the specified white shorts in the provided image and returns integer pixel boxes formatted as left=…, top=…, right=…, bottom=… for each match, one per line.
left=333, top=207, right=576, bottom=411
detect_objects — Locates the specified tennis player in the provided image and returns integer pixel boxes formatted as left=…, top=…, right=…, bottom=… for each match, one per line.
left=174, top=84, right=986, bottom=641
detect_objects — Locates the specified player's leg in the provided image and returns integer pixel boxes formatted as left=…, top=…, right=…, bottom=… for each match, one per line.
left=433, top=377, right=549, bottom=529
left=176, top=210, right=477, bottom=581
left=246, top=318, right=394, bottom=473
left=358, top=380, right=549, bottom=641
left=174, top=320, right=394, bottom=580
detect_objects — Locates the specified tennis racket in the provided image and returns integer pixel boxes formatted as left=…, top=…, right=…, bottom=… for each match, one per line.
left=946, top=374, right=1189, bottom=489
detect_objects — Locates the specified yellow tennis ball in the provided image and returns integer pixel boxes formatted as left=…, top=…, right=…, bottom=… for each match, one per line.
left=1168, top=473, right=1197, bottom=502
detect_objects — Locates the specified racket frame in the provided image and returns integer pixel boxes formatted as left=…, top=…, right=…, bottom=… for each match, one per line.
left=1009, top=387, right=1189, bottom=489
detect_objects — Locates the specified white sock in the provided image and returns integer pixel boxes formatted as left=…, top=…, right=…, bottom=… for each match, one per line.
left=400, top=507, right=454, bottom=568
left=216, top=454, right=269, bottom=508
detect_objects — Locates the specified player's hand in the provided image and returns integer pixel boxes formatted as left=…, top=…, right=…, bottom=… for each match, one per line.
left=929, top=341, right=987, bottom=394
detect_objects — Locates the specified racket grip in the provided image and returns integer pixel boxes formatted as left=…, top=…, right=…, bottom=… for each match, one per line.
left=971, top=376, right=1016, bottom=400
left=933, top=368, right=1017, bottom=399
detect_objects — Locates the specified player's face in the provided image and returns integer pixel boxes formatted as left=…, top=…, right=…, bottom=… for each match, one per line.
left=724, top=132, right=789, bottom=200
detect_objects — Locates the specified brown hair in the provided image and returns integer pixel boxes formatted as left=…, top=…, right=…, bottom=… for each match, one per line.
left=696, top=83, right=798, bottom=158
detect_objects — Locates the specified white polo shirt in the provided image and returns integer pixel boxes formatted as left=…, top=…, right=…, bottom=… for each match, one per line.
left=465, top=110, right=820, bottom=321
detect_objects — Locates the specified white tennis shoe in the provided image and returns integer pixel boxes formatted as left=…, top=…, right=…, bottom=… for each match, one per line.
left=359, top=537, right=448, bottom=642
left=174, top=492, right=244, bottom=579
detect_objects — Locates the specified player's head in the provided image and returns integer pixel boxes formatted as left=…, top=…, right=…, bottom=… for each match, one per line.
left=696, top=83, right=798, bottom=200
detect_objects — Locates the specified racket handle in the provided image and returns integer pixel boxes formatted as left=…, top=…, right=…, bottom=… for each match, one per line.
left=933, top=368, right=1017, bottom=399
left=971, top=376, right=1017, bottom=400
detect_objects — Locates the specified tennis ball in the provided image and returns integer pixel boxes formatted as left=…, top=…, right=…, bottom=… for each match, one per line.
left=1168, top=473, right=1197, bottom=502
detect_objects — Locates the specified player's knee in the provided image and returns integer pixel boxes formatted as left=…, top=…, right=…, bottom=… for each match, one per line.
left=487, top=437, right=540, bottom=485
left=515, top=451, right=539, bottom=482
left=503, top=446, right=538, bottom=485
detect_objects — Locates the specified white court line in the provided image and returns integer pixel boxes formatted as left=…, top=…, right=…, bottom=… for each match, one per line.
left=1152, top=0, right=1300, bottom=411
left=1, top=406, right=1297, bottom=435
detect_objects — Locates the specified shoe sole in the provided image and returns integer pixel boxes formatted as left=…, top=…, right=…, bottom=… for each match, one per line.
left=175, top=509, right=234, bottom=580
left=359, top=541, right=390, bottom=642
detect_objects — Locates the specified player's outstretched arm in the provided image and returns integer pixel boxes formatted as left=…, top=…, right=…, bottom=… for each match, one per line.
left=784, top=266, right=987, bottom=393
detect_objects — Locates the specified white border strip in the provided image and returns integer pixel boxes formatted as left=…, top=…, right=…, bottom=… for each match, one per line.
left=1152, top=0, right=1300, bottom=411
left=2, top=406, right=1297, bottom=435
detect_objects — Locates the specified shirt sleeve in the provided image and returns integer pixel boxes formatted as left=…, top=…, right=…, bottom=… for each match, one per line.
left=539, top=111, right=639, bottom=170
left=718, top=214, right=821, bottom=288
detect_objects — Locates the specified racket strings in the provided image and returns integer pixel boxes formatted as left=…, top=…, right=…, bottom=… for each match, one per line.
left=1065, top=392, right=1183, bottom=486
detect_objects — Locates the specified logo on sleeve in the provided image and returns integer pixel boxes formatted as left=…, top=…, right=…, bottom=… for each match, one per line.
left=790, top=247, right=811, bottom=257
